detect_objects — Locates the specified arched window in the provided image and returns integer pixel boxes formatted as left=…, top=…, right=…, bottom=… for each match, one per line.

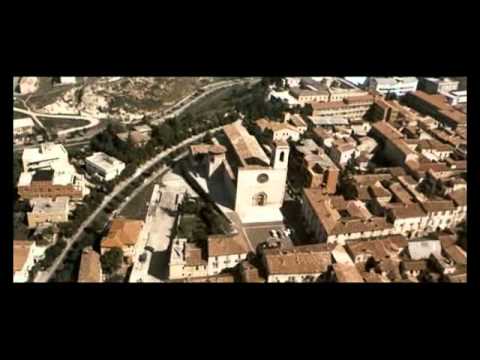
left=253, top=192, right=267, bottom=206
left=279, top=151, right=285, bottom=162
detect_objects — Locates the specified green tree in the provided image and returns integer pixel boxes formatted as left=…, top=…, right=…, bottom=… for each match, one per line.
left=101, top=248, right=124, bottom=274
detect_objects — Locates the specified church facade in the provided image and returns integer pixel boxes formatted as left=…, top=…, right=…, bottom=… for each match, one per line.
left=189, top=120, right=289, bottom=224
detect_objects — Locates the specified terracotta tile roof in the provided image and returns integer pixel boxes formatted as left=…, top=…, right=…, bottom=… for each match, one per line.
left=420, top=200, right=456, bottom=213
left=346, top=235, right=408, bottom=261
left=208, top=233, right=250, bottom=257
left=333, top=263, right=364, bottom=282
left=447, top=189, right=466, bottom=207
left=372, top=121, right=404, bottom=140
left=443, top=245, right=467, bottom=265
left=101, top=218, right=144, bottom=249
left=410, top=91, right=451, bottom=111
left=185, top=243, right=207, bottom=266
left=264, top=247, right=332, bottom=275
left=239, top=261, right=265, bottom=283
left=388, top=203, right=426, bottom=219
left=256, top=118, right=298, bottom=133
left=13, top=240, right=33, bottom=272
left=78, top=247, right=102, bottom=283
left=401, top=259, right=428, bottom=272
left=289, top=114, right=307, bottom=128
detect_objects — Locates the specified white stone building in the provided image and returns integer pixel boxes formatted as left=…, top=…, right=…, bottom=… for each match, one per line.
left=85, top=152, right=126, bottom=181
left=22, top=143, right=71, bottom=172
left=367, top=77, right=419, bottom=96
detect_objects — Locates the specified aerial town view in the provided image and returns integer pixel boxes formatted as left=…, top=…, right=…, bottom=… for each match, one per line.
left=12, top=76, right=467, bottom=283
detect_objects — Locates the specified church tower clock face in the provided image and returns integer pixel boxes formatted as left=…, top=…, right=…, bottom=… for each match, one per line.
left=257, top=173, right=269, bottom=183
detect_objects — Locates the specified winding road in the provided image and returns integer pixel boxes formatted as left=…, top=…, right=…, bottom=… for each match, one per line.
left=34, top=126, right=223, bottom=283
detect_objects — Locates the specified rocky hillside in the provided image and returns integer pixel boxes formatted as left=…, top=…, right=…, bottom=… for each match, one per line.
left=28, top=77, right=222, bottom=122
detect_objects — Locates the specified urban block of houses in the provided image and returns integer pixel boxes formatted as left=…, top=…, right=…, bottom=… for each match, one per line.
left=169, top=232, right=250, bottom=280
left=77, top=247, right=103, bottom=283
left=101, top=218, right=144, bottom=259
left=86, top=152, right=126, bottom=182
left=344, top=234, right=408, bottom=264
left=27, top=196, right=70, bottom=228
left=207, top=233, right=250, bottom=276
left=261, top=244, right=332, bottom=283
left=302, top=189, right=396, bottom=245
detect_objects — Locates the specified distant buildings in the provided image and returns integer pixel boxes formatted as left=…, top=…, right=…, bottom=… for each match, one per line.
left=289, top=77, right=369, bottom=106
left=366, top=77, right=418, bottom=96
left=310, top=95, right=374, bottom=124
left=86, top=152, right=126, bottom=182
left=59, top=77, right=77, bottom=84
left=420, top=77, right=459, bottom=95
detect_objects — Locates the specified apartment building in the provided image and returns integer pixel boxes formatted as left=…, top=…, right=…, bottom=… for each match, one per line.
left=18, top=169, right=89, bottom=200
left=255, top=118, right=301, bottom=142
left=310, top=95, right=374, bottom=123
left=27, top=196, right=70, bottom=228
left=86, top=152, right=126, bottom=181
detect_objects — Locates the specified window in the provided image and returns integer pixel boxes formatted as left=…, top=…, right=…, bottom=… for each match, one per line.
left=257, top=174, right=269, bottom=183
left=279, top=151, right=285, bottom=162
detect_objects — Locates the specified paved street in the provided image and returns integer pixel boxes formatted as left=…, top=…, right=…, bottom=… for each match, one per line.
left=34, top=126, right=222, bottom=282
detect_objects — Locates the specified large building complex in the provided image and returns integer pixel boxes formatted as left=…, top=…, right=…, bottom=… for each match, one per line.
left=310, top=95, right=374, bottom=124
left=18, top=143, right=89, bottom=200
left=367, top=77, right=418, bottom=96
